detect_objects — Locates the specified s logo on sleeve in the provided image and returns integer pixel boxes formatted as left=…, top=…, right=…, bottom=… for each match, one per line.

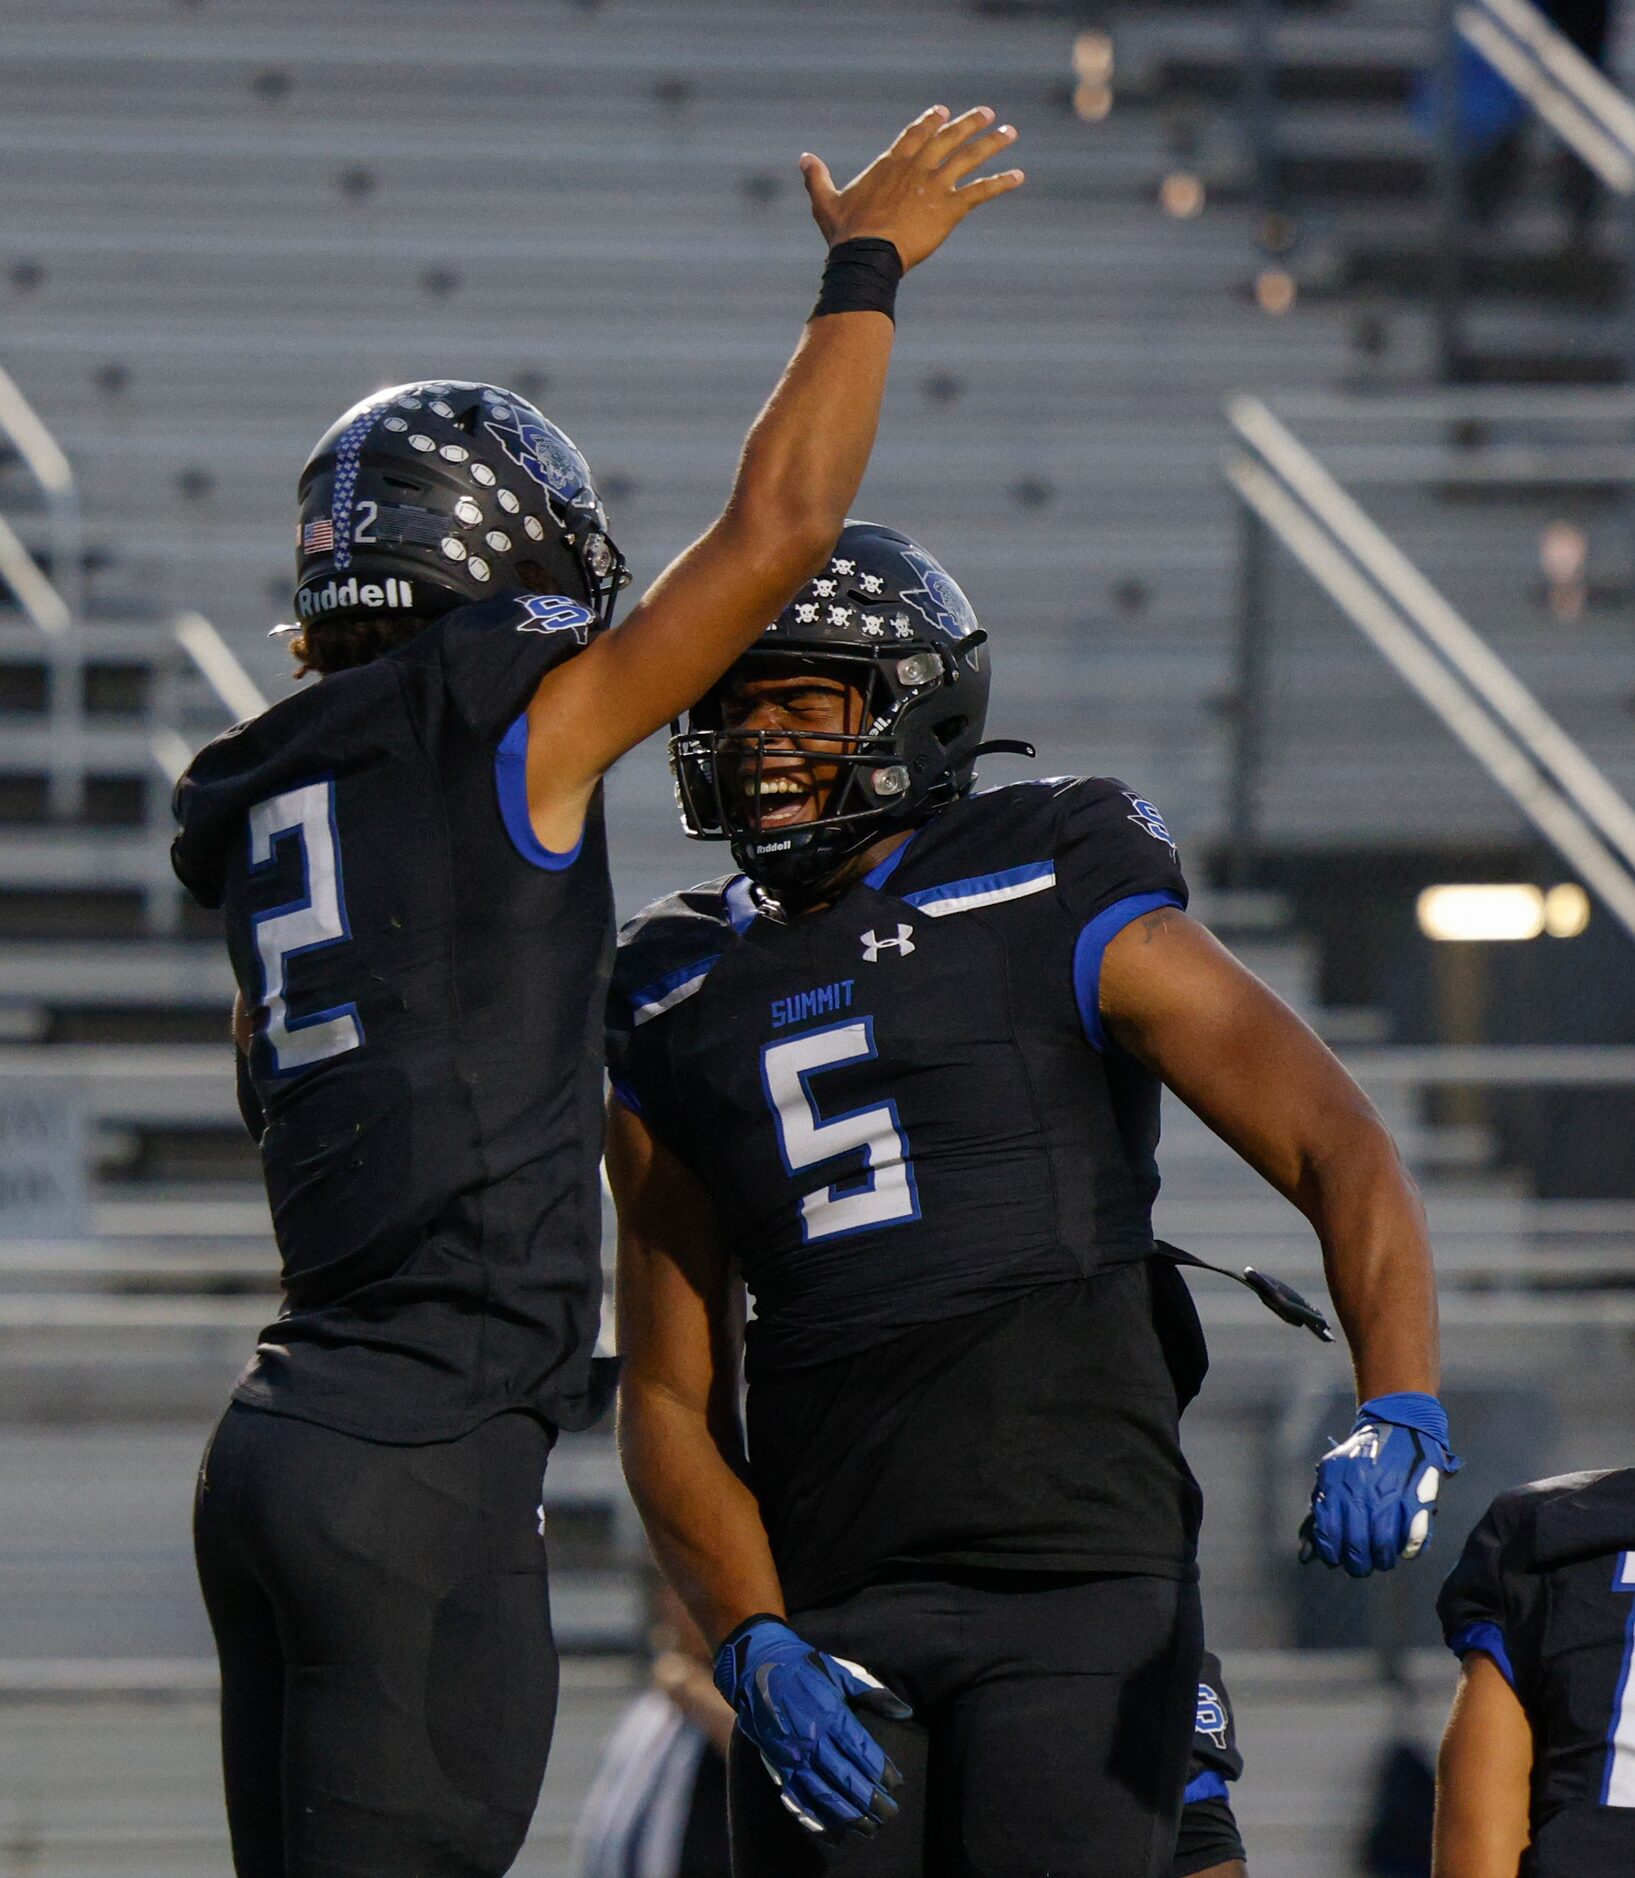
left=1123, top=793, right=1177, bottom=856
left=515, top=596, right=594, bottom=643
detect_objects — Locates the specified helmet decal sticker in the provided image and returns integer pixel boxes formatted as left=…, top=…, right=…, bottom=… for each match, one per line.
left=900, top=546, right=978, bottom=640
left=482, top=406, right=588, bottom=507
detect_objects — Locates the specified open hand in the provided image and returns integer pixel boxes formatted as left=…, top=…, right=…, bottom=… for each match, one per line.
left=800, top=106, right=1024, bottom=271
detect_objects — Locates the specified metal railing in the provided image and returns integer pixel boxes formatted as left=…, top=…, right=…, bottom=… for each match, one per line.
left=0, top=364, right=82, bottom=628
left=1223, top=392, right=1635, bottom=941
left=1435, top=0, right=1635, bottom=379
left=143, top=613, right=269, bottom=933
left=0, top=368, right=87, bottom=819
left=1238, top=0, right=1635, bottom=379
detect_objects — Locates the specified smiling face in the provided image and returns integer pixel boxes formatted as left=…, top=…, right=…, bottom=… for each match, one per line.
left=714, top=665, right=869, bottom=832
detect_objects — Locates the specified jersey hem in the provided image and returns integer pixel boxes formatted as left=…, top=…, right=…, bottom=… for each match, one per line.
left=227, top=1381, right=583, bottom=1446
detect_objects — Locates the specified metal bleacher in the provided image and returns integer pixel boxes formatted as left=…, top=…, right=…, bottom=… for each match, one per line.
left=4, top=2, right=1635, bottom=1874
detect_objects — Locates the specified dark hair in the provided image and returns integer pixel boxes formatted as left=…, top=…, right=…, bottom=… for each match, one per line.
left=285, top=612, right=429, bottom=678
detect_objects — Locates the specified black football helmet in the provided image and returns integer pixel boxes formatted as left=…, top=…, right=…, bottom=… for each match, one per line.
left=290, top=380, right=628, bottom=636
left=670, top=520, right=1028, bottom=899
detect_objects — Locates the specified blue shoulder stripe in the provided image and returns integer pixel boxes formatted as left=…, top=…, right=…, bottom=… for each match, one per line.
left=627, top=954, right=721, bottom=1027
left=902, top=859, right=1055, bottom=917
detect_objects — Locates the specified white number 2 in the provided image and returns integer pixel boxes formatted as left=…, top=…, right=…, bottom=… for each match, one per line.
left=1605, top=1551, right=1635, bottom=1806
left=248, top=781, right=363, bottom=1075
left=760, top=1019, right=919, bottom=1243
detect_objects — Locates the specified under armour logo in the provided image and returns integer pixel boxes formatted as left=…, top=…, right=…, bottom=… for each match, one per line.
left=860, top=924, right=915, bottom=962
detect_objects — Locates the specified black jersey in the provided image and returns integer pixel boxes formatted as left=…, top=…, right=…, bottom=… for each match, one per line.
left=608, top=776, right=1189, bottom=1376
left=1438, top=1468, right=1635, bottom=1877
left=173, top=592, right=615, bottom=1442
left=608, top=777, right=1202, bottom=1602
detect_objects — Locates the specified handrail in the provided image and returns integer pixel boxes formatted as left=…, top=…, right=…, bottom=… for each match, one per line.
left=1437, top=0, right=1635, bottom=373
left=1461, top=0, right=1635, bottom=189
left=1457, top=11, right=1632, bottom=191
left=173, top=610, right=268, bottom=722
left=1229, top=397, right=1635, bottom=877
left=0, top=362, right=82, bottom=625
left=0, top=510, right=71, bottom=635
left=1224, top=400, right=1635, bottom=943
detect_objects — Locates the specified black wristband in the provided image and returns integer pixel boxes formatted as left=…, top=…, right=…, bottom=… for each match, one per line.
left=811, top=237, right=903, bottom=322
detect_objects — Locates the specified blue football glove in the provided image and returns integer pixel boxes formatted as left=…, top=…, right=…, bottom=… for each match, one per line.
left=1300, top=1392, right=1463, bottom=1577
left=713, top=1614, right=911, bottom=1838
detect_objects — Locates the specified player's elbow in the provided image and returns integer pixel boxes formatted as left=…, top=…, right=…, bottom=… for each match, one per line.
left=717, top=486, right=839, bottom=589
left=617, top=1373, right=713, bottom=1467
left=1296, top=1094, right=1419, bottom=1219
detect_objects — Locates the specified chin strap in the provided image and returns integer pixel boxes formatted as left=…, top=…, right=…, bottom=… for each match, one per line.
left=1155, top=1240, right=1334, bottom=1342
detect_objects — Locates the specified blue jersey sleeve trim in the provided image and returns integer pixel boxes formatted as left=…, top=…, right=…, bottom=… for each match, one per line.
left=494, top=713, right=583, bottom=871
left=1447, top=1620, right=1517, bottom=1690
left=1183, top=1770, right=1230, bottom=1806
left=1073, top=890, right=1185, bottom=1051
left=608, top=1075, right=644, bottom=1117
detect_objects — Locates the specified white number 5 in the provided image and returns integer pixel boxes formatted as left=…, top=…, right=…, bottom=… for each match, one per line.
left=760, top=1019, right=919, bottom=1243
left=248, top=780, right=363, bottom=1075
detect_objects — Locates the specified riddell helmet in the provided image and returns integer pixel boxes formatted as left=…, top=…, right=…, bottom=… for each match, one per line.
left=670, top=520, right=1028, bottom=898
left=291, top=380, right=628, bottom=637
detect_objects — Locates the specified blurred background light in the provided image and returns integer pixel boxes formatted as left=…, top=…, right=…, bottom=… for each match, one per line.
left=1071, top=29, right=1113, bottom=84
left=1542, top=882, right=1592, bottom=937
left=1254, top=267, right=1298, bottom=315
left=1074, top=82, right=1114, bottom=123
left=1159, top=170, right=1205, bottom=218
left=1418, top=883, right=1549, bottom=941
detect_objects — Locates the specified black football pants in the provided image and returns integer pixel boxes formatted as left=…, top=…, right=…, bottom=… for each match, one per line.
left=729, top=1569, right=1204, bottom=1878
left=194, top=1401, right=558, bottom=1877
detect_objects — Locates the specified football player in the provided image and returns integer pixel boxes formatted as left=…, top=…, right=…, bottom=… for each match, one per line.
left=171, top=112, right=1023, bottom=1878
left=1434, top=1467, right=1635, bottom=1877
left=605, top=522, right=1454, bottom=1875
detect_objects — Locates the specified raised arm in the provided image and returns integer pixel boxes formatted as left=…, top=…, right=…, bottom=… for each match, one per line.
left=523, top=106, right=1023, bottom=851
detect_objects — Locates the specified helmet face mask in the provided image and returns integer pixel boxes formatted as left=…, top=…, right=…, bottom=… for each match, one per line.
left=668, top=523, right=993, bottom=900
left=291, top=381, right=629, bottom=646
